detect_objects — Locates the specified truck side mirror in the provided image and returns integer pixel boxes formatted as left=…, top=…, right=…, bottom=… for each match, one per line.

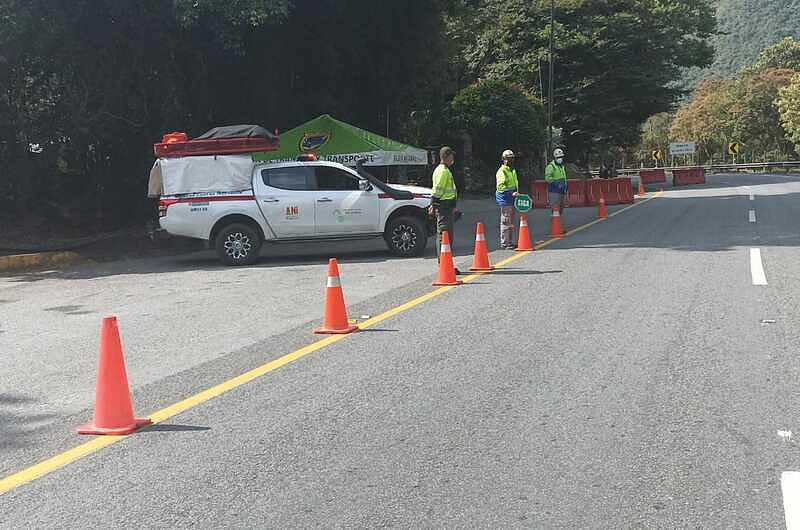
left=359, top=179, right=372, bottom=192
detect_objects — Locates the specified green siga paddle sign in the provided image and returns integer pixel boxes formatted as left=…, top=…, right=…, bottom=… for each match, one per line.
left=514, top=193, right=532, bottom=212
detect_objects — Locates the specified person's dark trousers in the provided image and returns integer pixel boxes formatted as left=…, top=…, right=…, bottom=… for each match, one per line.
left=435, top=203, right=455, bottom=261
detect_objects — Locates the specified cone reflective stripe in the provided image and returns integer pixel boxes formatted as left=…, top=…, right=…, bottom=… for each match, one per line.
left=469, top=222, right=494, bottom=272
left=314, top=258, right=358, bottom=334
left=515, top=214, right=534, bottom=251
left=550, top=208, right=565, bottom=238
left=598, top=191, right=608, bottom=219
left=78, top=317, right=151, bottom=435
left=434, top=231, right=462, bottom=285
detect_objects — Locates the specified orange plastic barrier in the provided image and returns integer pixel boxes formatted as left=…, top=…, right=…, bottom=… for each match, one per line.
left=532, top=181, right=549, bottom=208
left=566, top=180, right=587, bottom=206
left=587, top=179, right=634, bottom=205
left=533, top=178, right=633, bottom=208
left=640, top=169, right=666, bottom=184
left=672, top=167, right=705, bottom=186
left=532, top=180, right=588, bottom=207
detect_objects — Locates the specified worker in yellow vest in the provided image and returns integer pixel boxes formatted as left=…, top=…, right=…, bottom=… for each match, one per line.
left=545, top=148, right=568, bottom=214
left=495, top=149, right=520, bottom=249
left=430, top=146, right=459, bottom=272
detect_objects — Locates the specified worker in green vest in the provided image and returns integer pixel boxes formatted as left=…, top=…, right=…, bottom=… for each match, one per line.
left=496, top=149, right=520, bottom=249
left=431, top=146, right=459, bottom=271
left=545, top=148, right=568, bottom=214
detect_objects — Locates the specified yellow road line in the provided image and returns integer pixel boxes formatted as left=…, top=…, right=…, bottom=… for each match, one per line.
left=0, top=193, right=661, bottom=496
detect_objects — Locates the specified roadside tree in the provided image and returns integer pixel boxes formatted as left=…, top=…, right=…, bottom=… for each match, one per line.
left=753, top=37, right=800, bottom=72
left=777, top=73, right=800, bottom=156
left=448, top=79, right=545, bottom=188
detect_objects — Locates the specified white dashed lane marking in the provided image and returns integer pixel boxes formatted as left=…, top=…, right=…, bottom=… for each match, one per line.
left=750, top=248, right=768, bottom=286
left=783, top=472, right=800, bottom=529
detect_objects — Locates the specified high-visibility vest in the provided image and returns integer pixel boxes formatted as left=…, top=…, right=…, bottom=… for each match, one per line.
left=432, top=164, right=457, bottom=200
left=496, top=164, right=519, bottom=192
left=544, top=161, right=567, bottom=183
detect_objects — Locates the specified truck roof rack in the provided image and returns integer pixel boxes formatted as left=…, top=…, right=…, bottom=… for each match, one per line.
left=154, top=127, right=280, bottom=158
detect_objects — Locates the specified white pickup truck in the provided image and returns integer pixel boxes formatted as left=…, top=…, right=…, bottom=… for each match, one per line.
left=158, top=159, right=435, bottom=265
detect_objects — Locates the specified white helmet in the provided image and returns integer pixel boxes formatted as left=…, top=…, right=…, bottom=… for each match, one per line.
left=502, top=149, right=515, bottom=159
left=553, top=148, right=565, bottom=159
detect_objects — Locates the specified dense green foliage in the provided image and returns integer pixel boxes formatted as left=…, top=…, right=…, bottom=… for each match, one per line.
left=1, top=0, right=718, bottom=231
left=0, top=0, right=451, bottom=228
left=448, top=0, right=716, bottom=164
left=778, top=74, right=800, bottom=154
left=449, top=79, right=545, bottom=179
left=754, top=37, right=800, bottom=72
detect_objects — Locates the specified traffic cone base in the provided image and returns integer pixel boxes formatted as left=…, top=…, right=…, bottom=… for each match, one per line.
left=515, top=214, right=534, bottom=251
left=314, top=259, right=359, bottom=335
left=434, top=231, right=462, bottom=286
left=434, top=278, right=464, bottom=286
left=78, top=417, right=151, bottom=436
left=469, top=222, right=494, bottom=272
left=78, top=316, right=151, bottom=436
left=314, top=325, right=359, bottom=334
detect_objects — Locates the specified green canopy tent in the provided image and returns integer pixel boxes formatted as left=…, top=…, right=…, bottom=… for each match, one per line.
left=252, top=114, right=429, bottom=167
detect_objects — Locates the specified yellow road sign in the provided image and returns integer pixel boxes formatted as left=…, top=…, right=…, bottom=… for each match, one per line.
left=728, top=142, right=742, bottom=155
left=651, top=150, right=662, bottom=161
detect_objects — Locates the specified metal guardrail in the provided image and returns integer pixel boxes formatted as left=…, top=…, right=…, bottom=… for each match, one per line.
left=604, top=161, right=800, bottom=176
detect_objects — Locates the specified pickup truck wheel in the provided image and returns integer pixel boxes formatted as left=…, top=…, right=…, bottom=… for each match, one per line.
left=385, top=216, right=427, bottom=257
left=215, top=223, right=262, bottom=266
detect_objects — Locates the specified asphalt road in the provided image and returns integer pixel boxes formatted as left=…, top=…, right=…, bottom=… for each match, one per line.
left=2, top=173, right=800, bottom=528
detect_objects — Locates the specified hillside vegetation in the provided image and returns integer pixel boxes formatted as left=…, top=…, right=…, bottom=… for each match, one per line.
left=637, top=36, right=800, bottom=165
left=684, top=0, right=800, bottom=88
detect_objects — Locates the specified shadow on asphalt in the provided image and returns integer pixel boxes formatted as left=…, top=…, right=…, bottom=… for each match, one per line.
left=2, top=231, right=491, bottom=282
left=140, top=424, right=211, bottom=433
left=489, top=269, right=563, bottom=275
left=0, top=393, right=57, bottom=450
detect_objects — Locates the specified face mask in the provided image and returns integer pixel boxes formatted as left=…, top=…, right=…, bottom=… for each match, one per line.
left=505, top=160, right=514, bottom=167
left=555, top=157, right=564, bottom=165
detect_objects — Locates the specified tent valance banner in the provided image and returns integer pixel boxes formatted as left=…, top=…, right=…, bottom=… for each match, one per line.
left=252, top=114, right=429, bottom=167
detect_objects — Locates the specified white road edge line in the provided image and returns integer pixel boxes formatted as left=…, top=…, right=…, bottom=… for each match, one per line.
left=749, top=209, right=757, bottom=223
left=750, top=248, right=768, bottom=286
left=783, top=472, right=800, bottom=529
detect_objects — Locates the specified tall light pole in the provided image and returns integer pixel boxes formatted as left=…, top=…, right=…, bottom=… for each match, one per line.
left=547, top=0, right=555, bottom=157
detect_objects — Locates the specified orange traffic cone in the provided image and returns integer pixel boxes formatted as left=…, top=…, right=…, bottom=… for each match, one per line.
left=515, top=214, right=534, bottom=251
left=433, top=231, right=462, bottom=286
left=637, top=177, right=646, bottom=196
left=550, top=208, right=565, bottom=239
left=597, top=191, right=608, bottom=219
left=78, top=317, right=151, bottom=435
left=469, top=222, right=494, bottom=272
left=314, top=258, right=358, bottom=334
